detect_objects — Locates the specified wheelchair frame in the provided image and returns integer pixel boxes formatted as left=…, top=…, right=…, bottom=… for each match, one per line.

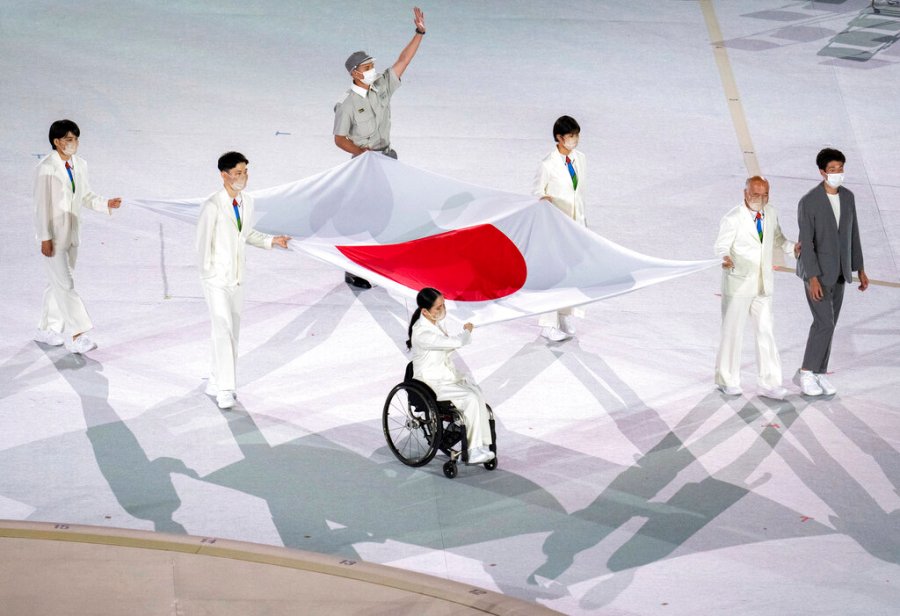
left=382, top=363, right=497, bottom=478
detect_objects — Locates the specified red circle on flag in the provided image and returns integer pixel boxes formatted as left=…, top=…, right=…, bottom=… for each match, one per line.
left=337, top=224, right=527, bottom=301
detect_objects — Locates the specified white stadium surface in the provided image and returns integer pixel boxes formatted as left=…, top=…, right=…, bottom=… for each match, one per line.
left=1, top=1, right=898, bottom=614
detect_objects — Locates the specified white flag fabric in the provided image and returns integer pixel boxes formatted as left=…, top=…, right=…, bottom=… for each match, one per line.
left=131, top=152, right=718, bottom=325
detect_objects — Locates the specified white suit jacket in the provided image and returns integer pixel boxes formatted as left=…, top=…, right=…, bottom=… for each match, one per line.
left=34, top=151, right=109, bottom=247
left=714, top=203, right=795, bottom=297
left=196, top=188, right=273, bottom=286
left=532, top=148, right=587, bottom=225
left=411, top=317, right=471, bottom=387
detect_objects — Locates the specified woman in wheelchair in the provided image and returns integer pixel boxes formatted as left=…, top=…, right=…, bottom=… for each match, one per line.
left=406, top=287, right=495, bottom=465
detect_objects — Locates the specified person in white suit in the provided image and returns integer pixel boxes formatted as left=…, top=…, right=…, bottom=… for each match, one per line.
left=532, top=115, right=587, bottom=342
left=406, top=288, right=494, bottom=464
left=34, top=119, right=122, bottom=354
left=196, top=152, right=291, bottom=409
left=714, top=176, right=800, bottom=400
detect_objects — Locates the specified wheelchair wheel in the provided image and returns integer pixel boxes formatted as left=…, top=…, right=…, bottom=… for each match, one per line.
left=443, top=460, right=458, bottom=479
left=383, top=382, right=442, bottom=467
left=484, top=457, right=498, bottom=471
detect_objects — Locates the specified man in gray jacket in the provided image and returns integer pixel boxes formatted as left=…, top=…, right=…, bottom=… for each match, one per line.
left=794, top=148, right=869, bottom=396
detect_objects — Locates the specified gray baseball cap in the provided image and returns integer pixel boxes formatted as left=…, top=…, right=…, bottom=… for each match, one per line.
left=345, top=51, right=375, bottom=73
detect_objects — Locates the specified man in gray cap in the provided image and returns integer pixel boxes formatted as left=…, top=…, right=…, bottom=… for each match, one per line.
left=334, top=6, right=426, bottom=288
left=334, top=6, right=426, bottom=161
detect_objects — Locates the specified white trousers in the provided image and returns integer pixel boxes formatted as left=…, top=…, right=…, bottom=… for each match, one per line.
left=434, top=379, right=492, bottom=449
left=538, top=307, right=573, bottom=329
left=39, top=243, right=92, bottom=336
left=202, top=282, right=244, bottom=392
left=715, top=294, right=782, bottom=389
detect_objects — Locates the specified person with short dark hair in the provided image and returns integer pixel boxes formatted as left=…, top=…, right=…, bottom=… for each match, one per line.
left=406, top=288, right=494, bottom=465
left=794, top=147, right=868, bottom=396
left=196, top=152, right=291, bottom=409
left=334, top=7, right=426, bottom=290
left=34, top=119, right=122, bottom=354
left=532, top=115, right=587, bottom=341
left=714, top=176, right=799, bottom=400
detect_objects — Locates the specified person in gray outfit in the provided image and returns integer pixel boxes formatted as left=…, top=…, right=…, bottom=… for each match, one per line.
left=333, top=6, right=426, bottom=289
left=794, top=148, right=869, bottom=396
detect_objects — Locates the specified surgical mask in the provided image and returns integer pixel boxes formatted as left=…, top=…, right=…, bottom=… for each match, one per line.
left=60, top=142, right=77, bottom=157
left=563, top=138, right=579, bottom=151
left=226, top=172, right=247, bottom=191
left=427, top=306, right=446, bottom=322
left=825, top=173, right=844, bottom=188
left=360, top=68, right=377, bottom=86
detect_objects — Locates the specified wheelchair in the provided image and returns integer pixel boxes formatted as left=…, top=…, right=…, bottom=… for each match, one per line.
left=382, top=363, right=497, bottom=478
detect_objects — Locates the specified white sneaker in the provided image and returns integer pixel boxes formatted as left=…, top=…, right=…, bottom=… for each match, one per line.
left=559, top=315, right=576, bottom=336
left=34, top=328, right=65, bottom=346
left=815, top=373, right=837, bottom=396
left=65, top=335, right=97, bottom=354
left=217, top=391, right=235, bottom=409
left=541, top=327, right=571, bottom=342
left=206, top=382, right=237, bottom=399
left=759, top=386, right=788, bottom=401
left=793, top=370, right=823, bottom=396
left=717, top=384, right=742, bottom=396
left=467, top=447, right=495, bottom=465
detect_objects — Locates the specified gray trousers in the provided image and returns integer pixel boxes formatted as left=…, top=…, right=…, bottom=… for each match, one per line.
left=802, top=278, right=845, bottom=373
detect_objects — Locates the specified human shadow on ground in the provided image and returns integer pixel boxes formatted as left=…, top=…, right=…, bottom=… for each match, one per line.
left=49, top=351, right=199, bottom=533
left=202, top=404, right=571, bottom=560
left=476, top=337, right=834, bottom=607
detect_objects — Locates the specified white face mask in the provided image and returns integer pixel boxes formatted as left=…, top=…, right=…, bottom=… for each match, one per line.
left=825, top=173, right=844, bottom=188
left=360, top=68, right=377, bottom=86
left=426, top=305, right=446, bottom=322
left=60, top=142, right=77, bottom=157
left=563, top=137, right=579, bottom=151
left=225, top=171, right=247, bottom=191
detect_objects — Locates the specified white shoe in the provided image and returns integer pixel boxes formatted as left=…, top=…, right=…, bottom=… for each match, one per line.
left=206, top=382, right=237, bottom=399
left=559, top=315, right=576, bottom=336
left=793, top=370, right=823, bottom=396
left=759, top=386, right=788, bottom=401
left=34, top=328, right=65, bottom=346
left=815, top=373, right=837, bottom=396
left=541, top=327, right=571, bottom=342
left=65, top=335, right=97, bottom=354
left=467, top=447, right=495, bottom=465
left=717, top=384, right=742, bottom=396
left=217, top=391, right=235, bottom=409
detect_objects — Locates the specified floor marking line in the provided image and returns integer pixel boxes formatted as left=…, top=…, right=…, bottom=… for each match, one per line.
left=699, top=0, right=761, bottom=177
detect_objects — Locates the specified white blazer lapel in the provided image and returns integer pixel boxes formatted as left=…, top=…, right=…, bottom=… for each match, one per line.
left=555, top=153, right=575, bottom=190
left=572, top=150, right=584, bottom=194
left=762, top=207, right=776, bottom=252
left=742, top=208, right=759, bottom=243
left=220, top=189, right=242, bottom=233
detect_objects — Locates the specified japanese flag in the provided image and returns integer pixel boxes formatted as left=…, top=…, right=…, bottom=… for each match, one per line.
left=134, top=152, right=717, bottom=325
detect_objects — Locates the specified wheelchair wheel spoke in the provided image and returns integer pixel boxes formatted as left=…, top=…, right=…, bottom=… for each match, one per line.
left=383, top=383, right=441, bottom=467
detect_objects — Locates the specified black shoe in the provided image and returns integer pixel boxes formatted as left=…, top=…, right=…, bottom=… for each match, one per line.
left=344, top=272, right=372, bottom=289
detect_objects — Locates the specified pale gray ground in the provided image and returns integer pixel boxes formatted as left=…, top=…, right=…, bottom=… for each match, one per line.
left=1, top=1, right=898, bottom=614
